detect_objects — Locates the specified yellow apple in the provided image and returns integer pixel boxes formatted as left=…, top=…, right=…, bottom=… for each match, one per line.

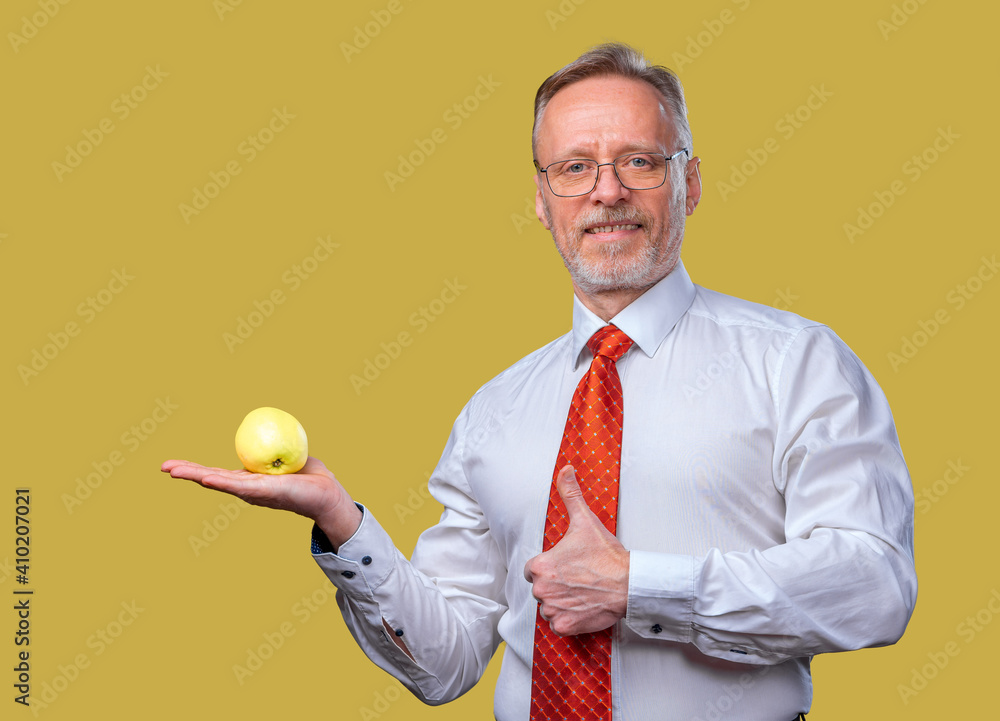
left=234, top=407, right=308, bottom=474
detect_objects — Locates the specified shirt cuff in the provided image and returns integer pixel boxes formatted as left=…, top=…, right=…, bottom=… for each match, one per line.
left=625, top=550, right=697, bottom=642
left=310, top=503, right=397, bottom=597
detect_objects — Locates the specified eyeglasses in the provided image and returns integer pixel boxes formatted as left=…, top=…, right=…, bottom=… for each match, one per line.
left=535, top=149, right=690, bottom=197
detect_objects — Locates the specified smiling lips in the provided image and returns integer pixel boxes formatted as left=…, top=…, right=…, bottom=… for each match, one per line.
left=585, top=224, right=641, bottom=234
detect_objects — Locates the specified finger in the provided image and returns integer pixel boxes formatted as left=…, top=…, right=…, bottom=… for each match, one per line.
left=523, top=558, right=534, bottom=584
left=162, top=460, right=209, bottom=476
left=163, top=462, right=213, bottom=481
left=164, top=462, right=217, bottom=481
left=542, top=610, right=565, bottom=637
left=299, top=456, right=328, bottom=475
left=167, top=463, right=253, bottom=484
left=555, top=465, right=595, bottom=526
left=199, top=472, right=268, bottom=498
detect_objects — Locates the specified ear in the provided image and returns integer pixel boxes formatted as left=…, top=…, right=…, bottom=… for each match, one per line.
left=533, top=173, right=551, bottom=230
left=684, top=155, right=702, bottom=216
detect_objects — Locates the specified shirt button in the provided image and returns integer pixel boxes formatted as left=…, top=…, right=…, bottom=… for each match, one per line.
left=362, top=556, right=373, bottom=565
left=651, top=624, right=663, bottom=634
left=394, top=628, right=404, bottom=637
left=341, top=571, right=355, bottom=579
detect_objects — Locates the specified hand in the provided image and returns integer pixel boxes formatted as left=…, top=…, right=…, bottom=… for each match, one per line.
left=523, top=465, right=630, bottom=636
left=161, top=456, right=362, bottom=548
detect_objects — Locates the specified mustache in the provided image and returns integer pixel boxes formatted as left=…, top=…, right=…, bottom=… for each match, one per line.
left=573, top=205, right=653, bottom=232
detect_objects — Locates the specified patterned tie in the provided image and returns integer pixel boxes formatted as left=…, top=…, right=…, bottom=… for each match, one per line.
left=530, top=324, right=633, bottom=721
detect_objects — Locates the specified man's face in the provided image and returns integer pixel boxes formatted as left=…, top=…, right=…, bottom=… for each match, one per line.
left=533, top=76, right=701, bottom=297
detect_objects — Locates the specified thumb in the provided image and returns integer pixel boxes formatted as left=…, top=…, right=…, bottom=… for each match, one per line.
left=556, top=465, right=597, bottom=527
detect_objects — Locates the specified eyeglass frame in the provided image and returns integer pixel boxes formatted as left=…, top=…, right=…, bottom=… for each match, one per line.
left=533, top=148, right=691, bottom=197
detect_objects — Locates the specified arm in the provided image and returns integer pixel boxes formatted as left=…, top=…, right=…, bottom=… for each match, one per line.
left=163, top=404, right=508, bottom=704
left=524, top=326, right=917, bottom=662
left=311, top=508, right=506, bottom=703
left=625, top=325, right=917, bottom=663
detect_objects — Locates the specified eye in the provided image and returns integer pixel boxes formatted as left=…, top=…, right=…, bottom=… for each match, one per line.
left=566, top=162, right=587, bottom=174
left=619, top=153, right=664, bottom=174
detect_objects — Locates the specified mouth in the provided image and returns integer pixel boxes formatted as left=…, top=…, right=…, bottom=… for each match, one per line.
left=585, top=223, right=641, bottom=235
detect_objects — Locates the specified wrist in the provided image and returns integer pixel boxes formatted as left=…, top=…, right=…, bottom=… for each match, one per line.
left=614, top=549, right=630, bottom=620
left=314, top=498, right=363, bottom=552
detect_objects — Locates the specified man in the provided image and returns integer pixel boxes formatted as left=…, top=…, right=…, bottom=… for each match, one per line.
left=163, top=43, right=917, bottom=720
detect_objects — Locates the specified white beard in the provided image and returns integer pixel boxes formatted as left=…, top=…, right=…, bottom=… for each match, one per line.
left=543, top=202, right=680, bottom=296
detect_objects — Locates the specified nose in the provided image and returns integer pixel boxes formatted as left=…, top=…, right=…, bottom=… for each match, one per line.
left=589, top=162, right=630, bottom=206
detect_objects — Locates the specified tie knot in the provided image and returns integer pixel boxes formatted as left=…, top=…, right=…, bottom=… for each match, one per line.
left=587, top=325, right=633, bottom=362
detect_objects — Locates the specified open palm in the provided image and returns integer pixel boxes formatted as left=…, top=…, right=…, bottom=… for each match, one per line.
left=161, top=455, right=349, bottom=527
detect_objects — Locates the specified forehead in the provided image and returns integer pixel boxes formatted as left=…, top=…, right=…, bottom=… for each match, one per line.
left=536, top=75, right=673, bottom=161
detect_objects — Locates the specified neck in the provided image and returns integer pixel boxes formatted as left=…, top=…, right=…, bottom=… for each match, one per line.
left=572, top=261, right=677, bottom=321
left=573, top=284, right=651, bottom=322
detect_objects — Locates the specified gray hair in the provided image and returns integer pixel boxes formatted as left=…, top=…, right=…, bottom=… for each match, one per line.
left=532, top=42, right=692, bottom=160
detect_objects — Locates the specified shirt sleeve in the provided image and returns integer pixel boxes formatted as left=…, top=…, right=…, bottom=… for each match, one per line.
left=624, top=325, right=918, bottom=665
left=310, top=400, right=508, bottom=703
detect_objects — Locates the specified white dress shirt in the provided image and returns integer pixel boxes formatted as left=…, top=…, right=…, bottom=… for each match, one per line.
left=311, top=262, right=917, bottom=721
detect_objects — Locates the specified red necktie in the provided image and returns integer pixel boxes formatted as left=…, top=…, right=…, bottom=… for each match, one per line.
left=530, top=324, right=633, bottom=721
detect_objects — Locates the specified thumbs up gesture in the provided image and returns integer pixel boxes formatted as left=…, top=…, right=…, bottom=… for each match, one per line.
left=523, top=465, right=630, bottom=636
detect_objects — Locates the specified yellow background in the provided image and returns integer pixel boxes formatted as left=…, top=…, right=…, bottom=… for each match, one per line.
left=1, top=0, right=995, bottom=718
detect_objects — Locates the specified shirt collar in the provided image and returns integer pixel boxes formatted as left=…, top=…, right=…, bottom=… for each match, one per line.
left=570, top=261, right=696, bottom=370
